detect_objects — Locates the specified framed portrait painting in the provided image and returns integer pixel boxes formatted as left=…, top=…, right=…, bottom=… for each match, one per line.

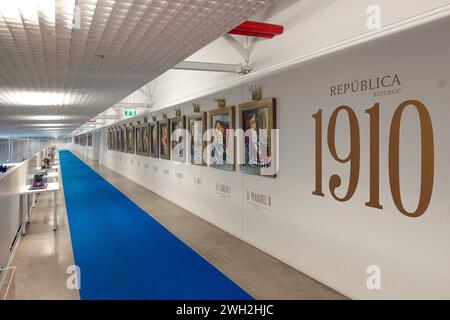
left=118, top=128, right=122, bottom=151
left=110, top=129, right=114, bottom=150
left=107, top=129, right=112, bottom=150
left=116, top=127, right=121, bottom=152
left=136, top=123, right=149, bottom=156
left=141, top=124, right=149, bottom=156
left=238, top=86, right=277, bottom=177
left=170, top=109, right=186, bottom=163
left=121, top=127, right=126, bottom=152
left=159, top=116, right=170, bottom=160
left=208, top=100, right=235, bottom=171
left=135, top=126, right=142, bottom=154
left=187, top=104, right=206, bottom=165
left=112, top=129, right=116, bottom=150
left=149, top=119, right=159, bottom=158
left=126, top=125, right=135, bottom=154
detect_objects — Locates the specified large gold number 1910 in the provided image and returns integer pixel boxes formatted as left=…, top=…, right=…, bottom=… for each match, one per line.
left=313, top=100, right=434, bottom=218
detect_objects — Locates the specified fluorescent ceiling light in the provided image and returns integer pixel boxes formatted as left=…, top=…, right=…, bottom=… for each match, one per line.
left=0, top=1, right=74, bottom=25
left=32, top=128, right=66, bottom=131
left=1, top=92, right=65, bottom=106
left=22, top=123, right=72, bottom=127
left=28, top=115, right=64, bottom=121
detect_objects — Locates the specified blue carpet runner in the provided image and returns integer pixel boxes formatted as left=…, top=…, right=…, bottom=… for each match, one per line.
left=59, top=150, right=252, bottom=300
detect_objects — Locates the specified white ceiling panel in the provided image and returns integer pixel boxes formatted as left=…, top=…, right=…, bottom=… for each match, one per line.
left=0, top=0, right=274, bottom=137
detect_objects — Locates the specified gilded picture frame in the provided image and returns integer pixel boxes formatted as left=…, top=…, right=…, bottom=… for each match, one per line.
left=126, top=125, right=135, bottom=154
left=135, top=126, right=142, bottom=154
left=111, top=129, right=115, bottom=150
left=81, top=134, right=86, bottom=146
left=136, top=123, right=150, bottom=156
left=117, top=128, right=120, bottom=151
left=208, top=102, right=235, bottom=171
left=238, top=97, right=276, bottom=177
left=115, top=128, right=119, bottom=151
left=187, top=110, right=207, bottom=166
left=110, top=129, right=114, bottom=150
left=159, top=118, right=170, bottom=160
left=120, top=127, right=126, bottom=152
left=149, top=121, right=159, bottom=158
left=117, top=128, right=121, bottom=151
left=170, top=113, right=186, bottom=163
left=107, top=129, right=111, bottom=150
left=141, top=124, right=149, bottom=156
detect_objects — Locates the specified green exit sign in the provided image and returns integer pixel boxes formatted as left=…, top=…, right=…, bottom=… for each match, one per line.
left=124, top=109, right=136, bottom=117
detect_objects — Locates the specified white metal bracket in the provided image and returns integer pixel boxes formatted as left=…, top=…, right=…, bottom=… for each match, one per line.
left=222, top=34, right=252, bottom=65
left=138, top=81, right=157, bottom=109
left=173, top=61, right=244, bottom=74
left=170, top=34, right=254, bottom=75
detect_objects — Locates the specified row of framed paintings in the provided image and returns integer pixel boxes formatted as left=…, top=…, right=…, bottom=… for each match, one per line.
left=107, top=86, right=277, bottom=177
left=74, top=133, right=92, bottom=147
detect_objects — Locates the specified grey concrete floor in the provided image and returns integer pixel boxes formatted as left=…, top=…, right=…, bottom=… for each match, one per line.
left=3, top=180, right=80, bottom=300
left=2, top=151, right=346, bottom=300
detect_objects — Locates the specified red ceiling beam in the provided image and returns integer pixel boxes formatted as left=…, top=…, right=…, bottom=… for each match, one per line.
left=228, top=20, right=284, bottom=39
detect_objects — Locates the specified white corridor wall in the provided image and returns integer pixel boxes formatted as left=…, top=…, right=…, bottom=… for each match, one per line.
left=73, top=131, right=101, bottom=161
left=98, top=15, right=450, bottom=298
